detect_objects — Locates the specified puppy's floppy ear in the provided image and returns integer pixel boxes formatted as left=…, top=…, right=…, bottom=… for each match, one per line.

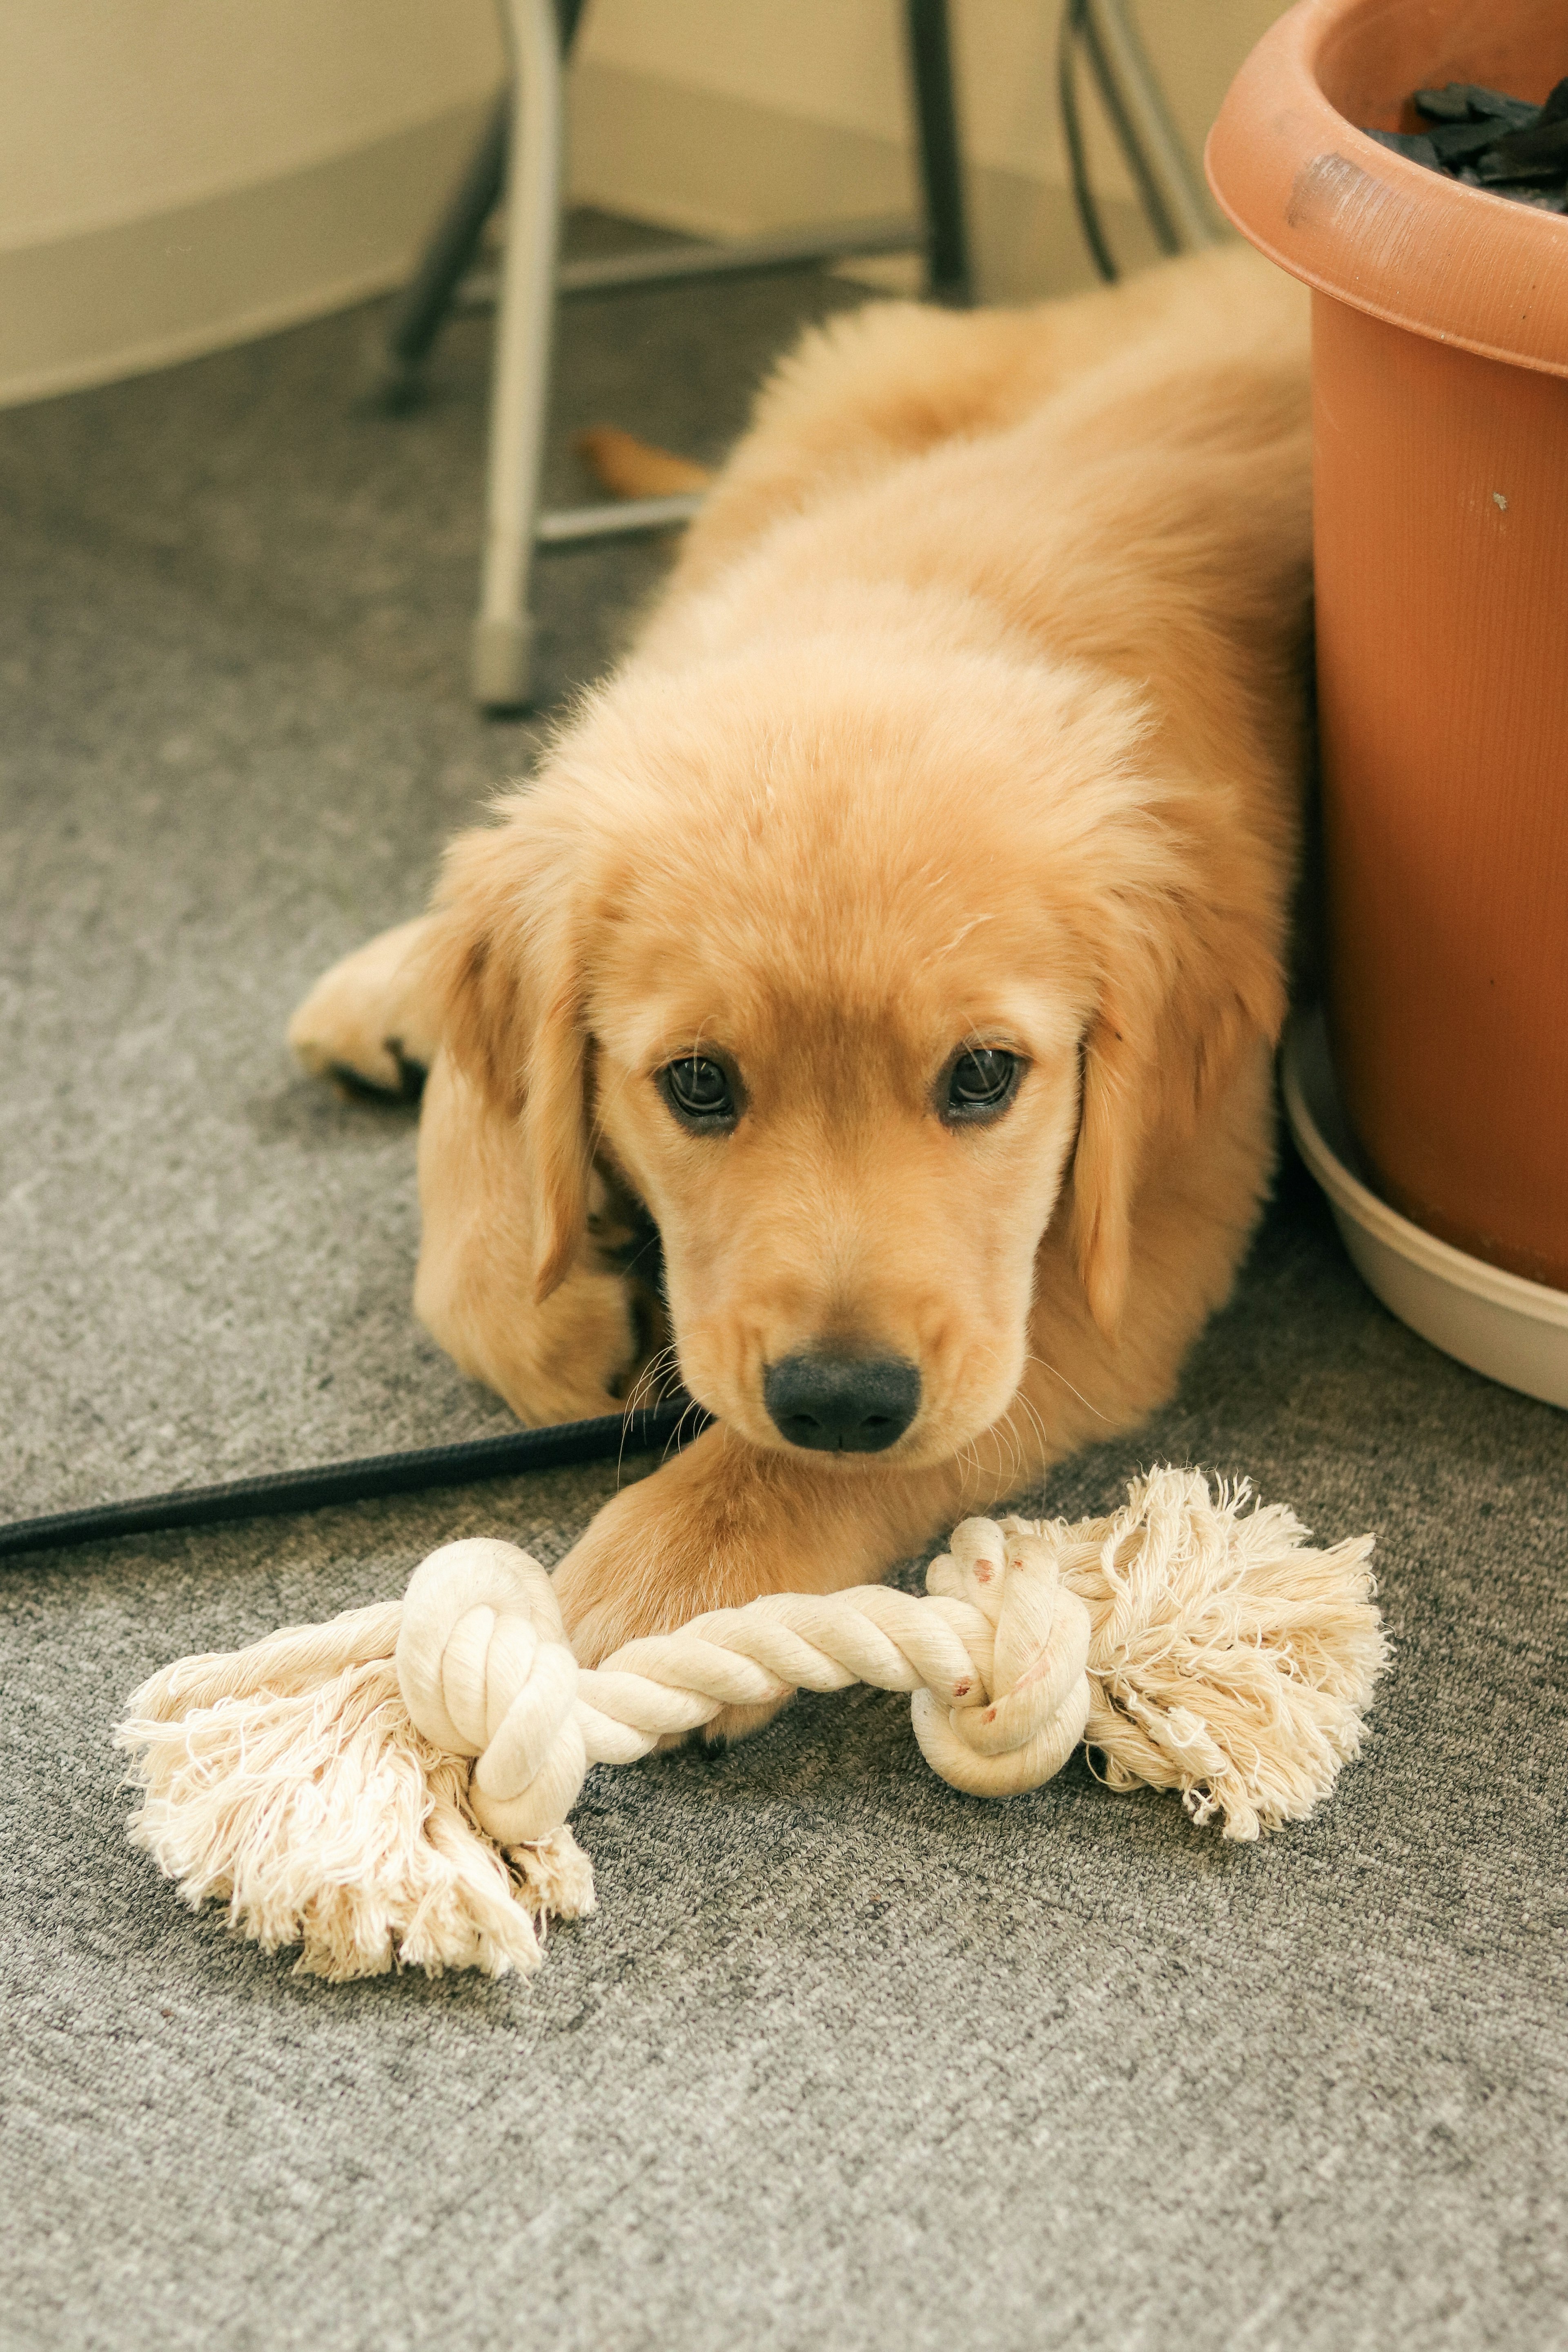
left=418, top=811, right=590, bottom=1304
left=1071, top=890, right=1286, bottom=1338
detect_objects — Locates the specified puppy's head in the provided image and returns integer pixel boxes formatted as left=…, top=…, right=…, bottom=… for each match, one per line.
left=427, top=638, right=1283, bottom=1466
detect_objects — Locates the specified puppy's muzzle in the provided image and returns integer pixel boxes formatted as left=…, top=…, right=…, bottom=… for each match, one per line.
left=763, top=1353, right=920, bottom=1453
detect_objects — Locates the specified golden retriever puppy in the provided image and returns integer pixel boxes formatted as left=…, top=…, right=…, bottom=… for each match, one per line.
left=290, top=245, right=1312, bottom=1694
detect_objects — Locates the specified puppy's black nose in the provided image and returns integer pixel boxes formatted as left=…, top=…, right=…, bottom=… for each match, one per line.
left=763, top=1353, right=920, bottom=1453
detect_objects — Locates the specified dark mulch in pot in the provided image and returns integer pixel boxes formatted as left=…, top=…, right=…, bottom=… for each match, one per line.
left=1365, top=76, right=1568, bottom=211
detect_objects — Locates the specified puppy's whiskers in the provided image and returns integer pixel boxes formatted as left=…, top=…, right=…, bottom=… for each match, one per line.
left=987, top=1408, right=1024, bottom=1495
left=627, top=1343, right=680, bottom=1416
left=1022, top=1347, right=1114, bottom=1426
left=659, top=1392, right=707, bottom=1469
left=969, top=1340, right=1029, bottom=1482
left=1005, top=1381, right=1054, bottom=1468
left=616, top=1344, right=683, bottom=1488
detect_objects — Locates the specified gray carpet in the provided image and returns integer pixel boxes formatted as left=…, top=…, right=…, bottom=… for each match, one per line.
left=0, top=213, right=869, bottom=1519
left=2, top=229, right=1565, bottom=2352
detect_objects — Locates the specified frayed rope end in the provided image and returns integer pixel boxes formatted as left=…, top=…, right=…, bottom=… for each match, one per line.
left=115, top=1656, right=594, bottom=1981
left=1020, top=1467, right=1387, bottom=1841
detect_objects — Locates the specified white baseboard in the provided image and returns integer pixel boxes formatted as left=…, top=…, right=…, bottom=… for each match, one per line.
left=0, top=100, right=493, bottom=412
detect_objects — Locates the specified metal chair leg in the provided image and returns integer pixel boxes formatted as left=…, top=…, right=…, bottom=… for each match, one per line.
left=369, top=91, right=509, bottom=412
left=1083, top=0, right=1216, bottom=254
left=904, top=0, right=971, bottom=305
left=463, top=0, right=978, bottom=706
left=471, top=0, right=564, bottom=710
left=372, top=0, right=589, bottom=416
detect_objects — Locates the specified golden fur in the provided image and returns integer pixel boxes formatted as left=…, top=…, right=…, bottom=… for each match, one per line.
left=290, top=246, right=1312, bottom=1698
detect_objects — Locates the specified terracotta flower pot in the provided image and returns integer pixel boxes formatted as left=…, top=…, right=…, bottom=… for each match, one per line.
left=1207, top=0, right=1568, bottom=1292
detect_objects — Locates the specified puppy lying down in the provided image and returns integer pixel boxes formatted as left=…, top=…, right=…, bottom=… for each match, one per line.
left=292, top=245, right=1312, bottom=1702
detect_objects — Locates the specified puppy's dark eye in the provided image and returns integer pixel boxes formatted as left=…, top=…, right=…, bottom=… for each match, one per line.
left=942, top=1047, right=1021, bottom=1125
left=659, top=1056, right=738, bottom=1131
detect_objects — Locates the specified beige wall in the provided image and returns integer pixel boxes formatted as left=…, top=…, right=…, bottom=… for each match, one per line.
left=0, top=1, right=1287, bottom=408
left=569, top=0, right=1290, bottom=297
left=575, top=0, right=1283, bottom=199
left=0, top=3, right=502, bottom=248
left=0, top=0, right=503, bottom=408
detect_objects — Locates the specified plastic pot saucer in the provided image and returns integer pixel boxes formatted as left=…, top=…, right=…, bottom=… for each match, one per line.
left=1281, top=1007, right=1568, bottom=1410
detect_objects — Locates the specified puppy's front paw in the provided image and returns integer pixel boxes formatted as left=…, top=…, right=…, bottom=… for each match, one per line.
left=551, top=1430, right=935, bottom=1748
left=552, top=1448, right=802, bottom=1746
left=287, top=916, right=436, bottom=1097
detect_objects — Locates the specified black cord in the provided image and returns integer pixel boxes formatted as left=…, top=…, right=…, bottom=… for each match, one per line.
left=0, top=1399, right=709, bottom=1563
left=1058, top=0, right=1120, bottom=283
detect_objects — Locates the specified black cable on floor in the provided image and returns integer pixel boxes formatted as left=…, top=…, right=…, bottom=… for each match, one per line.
left=0, top=1399, right=708, bottom=1563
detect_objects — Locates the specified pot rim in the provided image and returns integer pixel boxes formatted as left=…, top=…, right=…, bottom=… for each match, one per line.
left=1205, top=0, right=1568, bottom=377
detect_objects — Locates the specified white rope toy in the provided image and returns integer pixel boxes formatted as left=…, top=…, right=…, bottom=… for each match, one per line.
left=117, top=1469, right=1386, bottom=1984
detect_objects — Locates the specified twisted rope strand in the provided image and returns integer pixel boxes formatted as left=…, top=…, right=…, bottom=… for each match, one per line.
left=385, top=1526, right=1094, bottom=1844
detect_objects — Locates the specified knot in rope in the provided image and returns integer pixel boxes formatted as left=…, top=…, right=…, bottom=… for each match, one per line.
left=912, top=1517, right=1093, bottom=1795
left=396, top=1539, right=588, bottom=1846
